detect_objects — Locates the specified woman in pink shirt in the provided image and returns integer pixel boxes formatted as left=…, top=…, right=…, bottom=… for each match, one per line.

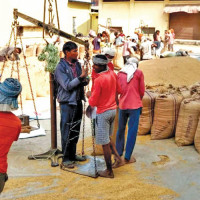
left=114, top=57, right=145, bottom=168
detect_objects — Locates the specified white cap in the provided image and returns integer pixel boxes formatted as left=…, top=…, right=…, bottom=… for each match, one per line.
left=104, top=48, right=116, bottom=57
left=89, top=30, right=97, bottom=37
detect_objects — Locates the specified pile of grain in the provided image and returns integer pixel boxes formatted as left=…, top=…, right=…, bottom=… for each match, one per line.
left=3, top=137, right=177, bottom=200
left=139, top=57, right=200, bottom=87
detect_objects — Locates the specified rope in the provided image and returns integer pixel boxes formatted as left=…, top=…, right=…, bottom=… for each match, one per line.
left=0, top=26, right=14, bottom=81
left=18, top=35, right=40, bottom=128
left=82, top=101, right=86, bottom=156
left=54, top=0, right=60, bottom=30
left=43, top=0, right=46, bottom=39
left=171, top=94, right=177, bottom=135
left=145, top=91, right=154, bottom=126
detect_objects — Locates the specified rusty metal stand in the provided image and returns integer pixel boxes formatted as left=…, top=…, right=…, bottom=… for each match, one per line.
left=28, top=73, right=62, bottom=167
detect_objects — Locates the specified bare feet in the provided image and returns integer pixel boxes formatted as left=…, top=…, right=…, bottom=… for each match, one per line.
left=112, top=159, right=125, bottom=169
left=124, top=157, right=136, bottom=164
left=98, top=169, right=114, bottom=178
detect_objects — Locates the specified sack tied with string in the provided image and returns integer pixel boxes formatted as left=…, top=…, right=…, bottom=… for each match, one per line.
left=138, top=91, right=157, bottom=135
left=175, top=98, right=200, bottom=146
left=194, top=116, right=200, bottom=153
left=151, top=94, right=183, bottom=140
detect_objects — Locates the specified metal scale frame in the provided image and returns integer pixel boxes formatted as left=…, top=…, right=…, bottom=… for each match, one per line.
left=13, top=1, right=98, bottom=178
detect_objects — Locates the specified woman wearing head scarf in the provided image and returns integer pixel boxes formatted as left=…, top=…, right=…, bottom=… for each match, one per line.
left=0, top=78, right=22, bottom=193
left=114, top=57, right=145, bottom=168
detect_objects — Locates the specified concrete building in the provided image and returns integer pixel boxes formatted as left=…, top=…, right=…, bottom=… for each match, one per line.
left=98, top=0, right=200, bottom=40
left=0, top=0, right=93, bottom=46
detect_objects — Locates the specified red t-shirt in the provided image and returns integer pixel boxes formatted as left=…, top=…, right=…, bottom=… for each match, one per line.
left=119, top=33, right=125, bottom=37
left=0, top=112, right=21, bottom=173
left=117, top=69, right=145, bottom=110
left=89, top=70, right=119, bottom=114
left=91, top=62, right=114, bottom=92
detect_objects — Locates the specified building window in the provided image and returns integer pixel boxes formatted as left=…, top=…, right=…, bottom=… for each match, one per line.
left=109, top=26, right=123, bottom=33
left=141, top=27, right=155, bottom=35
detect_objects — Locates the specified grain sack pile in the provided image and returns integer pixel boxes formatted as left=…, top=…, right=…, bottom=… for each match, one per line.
left=25, top=44, right=37, bottom=57
left=175, top=98, right=200, bottom=146
left=138, top=91, right=157, bottom=135
left=113, top=47, right=124, bottom=69
left=190, top=82, right=200, bottom=97
left=151, top=94, right=183, bottom=140
left=194, top=117, right=200, bottom=153
left=176, top=85, right=191, bottom=99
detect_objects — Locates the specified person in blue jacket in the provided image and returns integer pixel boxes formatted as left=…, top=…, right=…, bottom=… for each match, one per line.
left=54, top=41, right=89, bottom=168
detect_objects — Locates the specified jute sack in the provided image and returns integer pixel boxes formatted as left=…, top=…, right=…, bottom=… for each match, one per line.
left=25, top=44, right=37, bottom=57
left=113, top=47, right=124, bottom=70
left=175, top=98, right=200, bottom=146
left=138, top=91, right=157, bottom=135
left=17, top=67, right=37, bottom=100
left=79, top=45, right=85, bottom=60
left=194, top=116, right=200, bottom=153
left=190, top=82, right=200, bottom=96
left=176, top=86, right=191, bottom=99
left=36, top=44, right=46, bottom=57
left=35, top=67, right=49, bottom=97
left=151, top=94, right=183, bottom=140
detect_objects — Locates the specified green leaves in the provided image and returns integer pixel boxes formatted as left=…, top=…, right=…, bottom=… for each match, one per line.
left=38, top=44, right=60, bottom=73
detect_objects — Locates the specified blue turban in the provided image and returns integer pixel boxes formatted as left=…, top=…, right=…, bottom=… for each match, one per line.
left=0, top=78, right=22, bottom=109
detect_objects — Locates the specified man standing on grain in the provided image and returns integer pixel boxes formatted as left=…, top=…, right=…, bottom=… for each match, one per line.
left=114, top=57, right=145, bottom=167
left=88, top=54, right=123, bottom=178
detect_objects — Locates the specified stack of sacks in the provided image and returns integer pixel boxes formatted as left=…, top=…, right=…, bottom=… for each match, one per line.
left=175, top=97, right=200, bottom=146
left=79, top=45, right=85, bottom=60
left=36, top=44, right=46, bottom=57
left=190, top=82, right=200, bottom=98
left=18, top=67, right=37, bottom=100
left=194, top=116, right=200, bottom=153
left=138, top=91, right=157, bottom=135
left=176, top=86, right=191, bottom=99
left=35, top=65, right=50, bottom=97
left=151, top=93, right=183, bottom=140
left=25, top=44, right=37, bottom=57
left=113, top=47, right=124, bottom=70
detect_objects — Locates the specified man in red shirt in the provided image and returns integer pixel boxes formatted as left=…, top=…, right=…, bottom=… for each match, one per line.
left=91, top=48, right=115, bottom=92
left=88, top=54, right=123, bottom=178
left=114, top=57, right=145, bottom=168
left=0, top=78, right=22, bottom=193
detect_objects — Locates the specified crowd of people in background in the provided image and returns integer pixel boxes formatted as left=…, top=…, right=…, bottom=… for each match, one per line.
left=88, top=27, right=189, bottom=63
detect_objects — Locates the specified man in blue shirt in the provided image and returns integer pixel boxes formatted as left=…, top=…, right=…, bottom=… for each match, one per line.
left=54, top=41, right=89, bottom=168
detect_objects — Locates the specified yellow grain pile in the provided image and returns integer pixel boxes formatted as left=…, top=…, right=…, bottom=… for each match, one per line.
left=139, top=57, right=200, bottom=87
left=3, top=136, right=177, bottom=200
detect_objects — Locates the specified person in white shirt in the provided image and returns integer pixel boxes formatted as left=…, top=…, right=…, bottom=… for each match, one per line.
left=140, top=38, right=153, bottom=60
left=114, top=32, right=124, bottom=47
left=122, top=36, right=132, bottom=64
